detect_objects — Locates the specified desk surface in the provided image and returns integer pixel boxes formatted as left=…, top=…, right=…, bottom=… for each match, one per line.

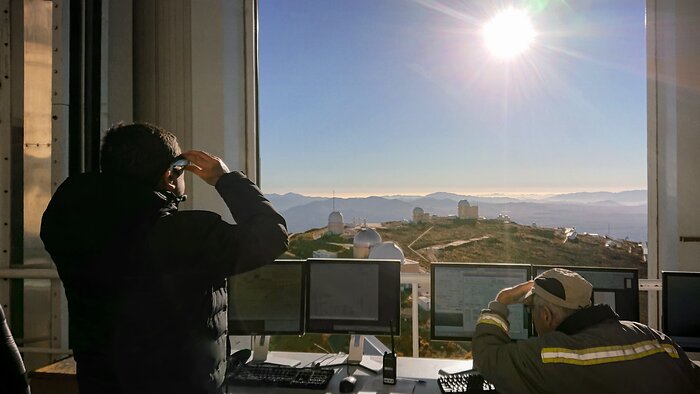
left=224, top=351, right=473, bottom=394
left=29, top=351, right=700, bottom=394
left=30, top=357, right=79, bottom=394
left=27, top=351, right=473, bottom=394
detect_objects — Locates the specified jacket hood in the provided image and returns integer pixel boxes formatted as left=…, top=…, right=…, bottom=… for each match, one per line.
left=40, top=172, right=167, bottom=259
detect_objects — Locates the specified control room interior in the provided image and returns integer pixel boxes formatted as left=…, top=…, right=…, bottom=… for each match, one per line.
left=1, top=0, right=699, bottom=393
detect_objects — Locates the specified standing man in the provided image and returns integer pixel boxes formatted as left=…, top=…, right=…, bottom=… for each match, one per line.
left=41, top=123, right=288, bottom=393
left=473, top=268, right=700, bottom=393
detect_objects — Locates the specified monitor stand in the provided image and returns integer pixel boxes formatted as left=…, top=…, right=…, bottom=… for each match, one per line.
left=346, top=335, right=382, bottom=373
left=251, top=335, right=301, bottom=367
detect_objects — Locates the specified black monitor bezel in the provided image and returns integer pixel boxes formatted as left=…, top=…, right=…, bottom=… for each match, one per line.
left=532, top=265, right=640, bottom=322
left=305, top=258, right=401, bottom=335
left=662, top=271, right=700, bottom=352
left=227, top=259, right=306, bottom=336
left=430, top=262, right=532, bottom=341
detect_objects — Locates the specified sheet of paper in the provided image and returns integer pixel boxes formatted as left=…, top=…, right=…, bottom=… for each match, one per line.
left=359, top=378, right=416, bottom=394
left=264, top=355, right=301, bottom=367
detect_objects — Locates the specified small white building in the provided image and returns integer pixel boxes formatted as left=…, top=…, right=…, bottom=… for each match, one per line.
left=497, top=213, right=511, bottom=222
left=605, top=239, right=621, bottom=249
left=328, top=211, right=344, bottom=235
left=418, top=296, right=431, bottom=311
left=312, top=249, right=338, bottom=258
left=458, top=200, right=479, bottom=219
left=564, top=227, right=578, bottom=243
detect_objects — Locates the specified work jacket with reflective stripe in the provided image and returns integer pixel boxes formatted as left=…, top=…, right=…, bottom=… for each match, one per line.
left=473, top=304, right=700, bottom=394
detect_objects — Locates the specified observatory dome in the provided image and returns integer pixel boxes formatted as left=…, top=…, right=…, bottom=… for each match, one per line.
left=353, top=228, right=382, bottom=247
left=458, top=199, right=479, bottom=219
left=368, top=241, right=405, bottom=263
left=329, top=211, right=343, bottom=223
left=328, top=211, right=344, bottom=235
left=412, top=207, right=425, bottom=223
left=353, top=228, right=382, bottom=258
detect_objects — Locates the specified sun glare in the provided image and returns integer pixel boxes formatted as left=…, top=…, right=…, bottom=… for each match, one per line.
left=483, top=8, right=536, bottom=59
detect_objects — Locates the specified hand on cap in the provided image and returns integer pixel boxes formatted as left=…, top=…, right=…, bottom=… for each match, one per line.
left=495, top=280, right=534, bottom=305
left=180, top=150, right=230, bottom=186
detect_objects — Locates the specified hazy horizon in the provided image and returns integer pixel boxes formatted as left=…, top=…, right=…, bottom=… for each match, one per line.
left=264, top=188, right=648, bottom=200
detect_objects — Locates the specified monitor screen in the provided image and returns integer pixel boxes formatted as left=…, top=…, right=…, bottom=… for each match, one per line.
left=431, top=263, right=531, bottom=341
left=663, top=271, right=700, bottom=352
left=534, top=266, right=639, bottom=322
left=305, top=258, right=401, bottom=335
left=228, top=259, right=305, bottom=335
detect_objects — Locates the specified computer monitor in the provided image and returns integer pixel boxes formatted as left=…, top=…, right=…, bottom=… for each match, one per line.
left=663, top=271, right=700, bottom=352
left=533, top=265, right=639, bottom=322
left=228, top=259, right=306, bottom=335
left=305, top=258, right=401, bottom=335
left=431, top=263, right=531, bottom=341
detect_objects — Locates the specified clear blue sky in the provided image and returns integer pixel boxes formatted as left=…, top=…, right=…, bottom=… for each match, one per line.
left=258, top=0, right=646, bottom=197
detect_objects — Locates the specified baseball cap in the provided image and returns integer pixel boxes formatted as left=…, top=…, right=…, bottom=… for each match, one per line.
left=524, top=268, right=593, bottom=309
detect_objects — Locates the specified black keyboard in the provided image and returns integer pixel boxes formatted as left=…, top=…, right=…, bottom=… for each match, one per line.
left=438, top=372, right=499, bottom=393
left=226, top=363, right=335, bottom=390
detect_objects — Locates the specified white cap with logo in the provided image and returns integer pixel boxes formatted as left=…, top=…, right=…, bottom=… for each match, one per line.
left=524, top=268, right=593, bottom=309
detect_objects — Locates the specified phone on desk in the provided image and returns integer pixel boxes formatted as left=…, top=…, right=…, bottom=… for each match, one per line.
left=383, top=320, right=397, bottom=384
left=382, top=351, right=396, bottom=384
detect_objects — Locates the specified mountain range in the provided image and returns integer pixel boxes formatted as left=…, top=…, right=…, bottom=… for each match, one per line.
left=265, top=190, right=648, bottom=241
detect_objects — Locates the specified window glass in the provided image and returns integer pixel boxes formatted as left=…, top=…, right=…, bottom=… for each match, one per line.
left=260, top=0, right=647, bottom=358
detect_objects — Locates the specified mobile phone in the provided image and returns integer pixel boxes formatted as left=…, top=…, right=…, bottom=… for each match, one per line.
left=383, top=351, right=396, bottom=385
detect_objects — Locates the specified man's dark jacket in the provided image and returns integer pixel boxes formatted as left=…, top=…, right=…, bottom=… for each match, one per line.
left=40, top=171, right=288, bottom=393
left=1, top=305, right=30, bottom=394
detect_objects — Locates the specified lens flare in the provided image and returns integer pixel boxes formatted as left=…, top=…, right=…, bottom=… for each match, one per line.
left=483, top=8, right=536, bottom=59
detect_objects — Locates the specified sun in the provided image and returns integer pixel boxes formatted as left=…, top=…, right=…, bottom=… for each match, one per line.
left=482, top=8, right=536, bottom=59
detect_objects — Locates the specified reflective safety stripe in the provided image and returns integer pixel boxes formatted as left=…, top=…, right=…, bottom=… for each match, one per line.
left=477, top=313, right=509, bottom=333
left=541, top=340, right=680, bottom=366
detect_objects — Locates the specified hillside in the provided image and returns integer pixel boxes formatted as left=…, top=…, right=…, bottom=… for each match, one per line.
left=278, top=217, right=647, bottom=358
left=271, top=193, right=648, bottom=242
left=273, top=217, right=647, bottom=358
left=286, top=217, right=646, bottom=272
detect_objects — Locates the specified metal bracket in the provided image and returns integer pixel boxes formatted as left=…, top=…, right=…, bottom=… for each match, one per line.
left=639, top=279, right=662, bottom=291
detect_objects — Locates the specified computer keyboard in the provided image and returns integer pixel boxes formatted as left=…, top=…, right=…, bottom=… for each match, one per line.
left=225, top=363, right=335, bottom=390
left=438, top=372, right=499, bottom=393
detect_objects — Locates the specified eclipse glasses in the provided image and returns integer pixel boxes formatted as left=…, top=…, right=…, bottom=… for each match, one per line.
left=169, top=155, right=190, bottom=175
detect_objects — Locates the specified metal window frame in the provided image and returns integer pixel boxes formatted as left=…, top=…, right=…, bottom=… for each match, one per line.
left=0, top=0, right=11, bottom=322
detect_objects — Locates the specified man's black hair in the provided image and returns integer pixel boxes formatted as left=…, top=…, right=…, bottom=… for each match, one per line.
left=100, top=123, right=181, bottom=188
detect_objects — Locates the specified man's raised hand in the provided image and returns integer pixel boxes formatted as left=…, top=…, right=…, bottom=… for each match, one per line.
left=495, top=280, right=534, bottom=305
left=181, top=150, right=230, bottom=186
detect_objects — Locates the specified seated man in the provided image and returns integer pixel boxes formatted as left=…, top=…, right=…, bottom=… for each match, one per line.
left=41, top=123, right=288, bottom=394
left=473, top=268, right=700, bottom=393
left=0, top=304, right=30, bottom=394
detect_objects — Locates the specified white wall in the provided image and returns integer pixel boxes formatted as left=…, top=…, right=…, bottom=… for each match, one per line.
left=648, top=0, right=700, bottom=327
left=127, top=0, right=257, bottom=221
left=649, top=0, right=700, bottom=274
left=190, top=0, right=256, bottom=221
